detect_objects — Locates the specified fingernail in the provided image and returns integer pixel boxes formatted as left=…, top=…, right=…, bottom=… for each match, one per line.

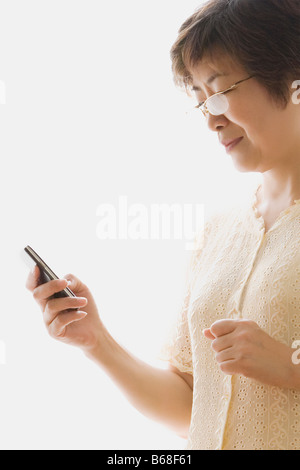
left=77, top=311, right=87, bottom=317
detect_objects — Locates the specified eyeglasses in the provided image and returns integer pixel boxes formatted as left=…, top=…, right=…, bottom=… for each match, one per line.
left=194, top=75, right=255, bottom=117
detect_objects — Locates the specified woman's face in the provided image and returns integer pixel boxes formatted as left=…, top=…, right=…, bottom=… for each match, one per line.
left=190, top=52, right=300, bottom=174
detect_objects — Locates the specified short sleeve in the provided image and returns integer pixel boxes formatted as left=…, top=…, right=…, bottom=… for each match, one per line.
left=156, top=231, right=205, bottom=375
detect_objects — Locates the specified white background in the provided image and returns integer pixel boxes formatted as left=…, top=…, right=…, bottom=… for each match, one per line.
left=0, top=0, right=260, bottom=450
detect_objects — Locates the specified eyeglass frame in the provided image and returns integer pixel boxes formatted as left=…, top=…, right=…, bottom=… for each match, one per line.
left=194, top=75, right=255, bottom=117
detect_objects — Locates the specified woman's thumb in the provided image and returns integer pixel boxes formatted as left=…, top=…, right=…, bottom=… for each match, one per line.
left=63, top=274, right=85, bottom=294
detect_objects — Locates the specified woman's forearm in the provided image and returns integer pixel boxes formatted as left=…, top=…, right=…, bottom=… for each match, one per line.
left=26, top=268, right=193, bottom=437
left=84, top=327, right=193, bottom=439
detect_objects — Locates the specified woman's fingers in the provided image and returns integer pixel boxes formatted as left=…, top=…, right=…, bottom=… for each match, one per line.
left=215, top=347, right=236, bottom=364
left=48, top=310, right=87, bottom=339
left=202, top=328, right=215, bottom=340
left=44, top=296, right=88, bottom=326
left=26, top=265, right=41, bottom=292
left=33, top=279, right=69, bottom=301
left=27, top=265, right=72, bottom=311
left=211, top=332, right=235, bottom=353
left=25, top=266, right=102, bottom=349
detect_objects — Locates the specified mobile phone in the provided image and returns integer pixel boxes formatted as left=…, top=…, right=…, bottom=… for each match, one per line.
left=23, top=245, right=76, bottom=299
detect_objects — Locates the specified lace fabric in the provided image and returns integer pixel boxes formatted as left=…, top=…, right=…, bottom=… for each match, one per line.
left=157, top=185, right=300, bottom=450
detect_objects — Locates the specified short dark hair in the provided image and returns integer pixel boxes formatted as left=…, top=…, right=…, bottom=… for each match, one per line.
left=171, top=0, right=300, bottom=108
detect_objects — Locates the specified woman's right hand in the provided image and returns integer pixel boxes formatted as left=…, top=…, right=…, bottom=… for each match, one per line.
left=26, top=265, right=106, bottom=353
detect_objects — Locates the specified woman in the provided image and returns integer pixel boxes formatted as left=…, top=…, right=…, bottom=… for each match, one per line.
left=26, top=0, right=300, bottom=450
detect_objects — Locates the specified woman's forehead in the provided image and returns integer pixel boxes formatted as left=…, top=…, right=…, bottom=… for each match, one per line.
left=190, top=53, right=244, bottom=89
left=192, top=48, right=242, bottom=72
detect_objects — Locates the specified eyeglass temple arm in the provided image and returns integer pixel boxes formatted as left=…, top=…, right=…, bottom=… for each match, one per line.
left=194, top=75, right=255, bottom=110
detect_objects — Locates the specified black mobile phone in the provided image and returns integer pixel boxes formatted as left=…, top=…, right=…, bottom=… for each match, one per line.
left=23, top=245, right=76, bottom=299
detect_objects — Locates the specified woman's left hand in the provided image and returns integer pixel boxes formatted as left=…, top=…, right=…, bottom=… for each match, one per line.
left=203, top=319, right=299, bottom=389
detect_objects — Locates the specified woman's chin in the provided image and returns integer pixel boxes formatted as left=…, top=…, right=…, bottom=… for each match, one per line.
left=230, top=151, right=261, bottom=174
left=231, top=158, right=257, bottom=173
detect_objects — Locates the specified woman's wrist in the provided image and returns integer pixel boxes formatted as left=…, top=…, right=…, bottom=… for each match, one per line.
left=82, top=324, right=113, bottom=363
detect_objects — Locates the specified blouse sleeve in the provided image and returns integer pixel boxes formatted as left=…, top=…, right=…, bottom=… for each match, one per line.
left=156, top=230, right=205, bottom=375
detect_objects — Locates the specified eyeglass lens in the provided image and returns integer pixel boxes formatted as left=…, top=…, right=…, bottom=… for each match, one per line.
left=205, top=94, right=229, bottom=116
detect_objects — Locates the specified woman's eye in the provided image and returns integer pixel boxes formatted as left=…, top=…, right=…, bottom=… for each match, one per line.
left=195, top=101, right=204, bottom=109
left=194, top=94, right=205, bottom=105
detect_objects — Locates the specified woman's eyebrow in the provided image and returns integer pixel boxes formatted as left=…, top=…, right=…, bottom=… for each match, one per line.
left=192, top=72, right=228, bottom=91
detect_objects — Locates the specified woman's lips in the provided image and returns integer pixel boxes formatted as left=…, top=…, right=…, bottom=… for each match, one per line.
left=224, top=137, right=244, bottom=152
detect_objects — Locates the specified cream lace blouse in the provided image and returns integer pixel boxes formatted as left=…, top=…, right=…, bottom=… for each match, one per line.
left=158, top=185, right=300, bottom=450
